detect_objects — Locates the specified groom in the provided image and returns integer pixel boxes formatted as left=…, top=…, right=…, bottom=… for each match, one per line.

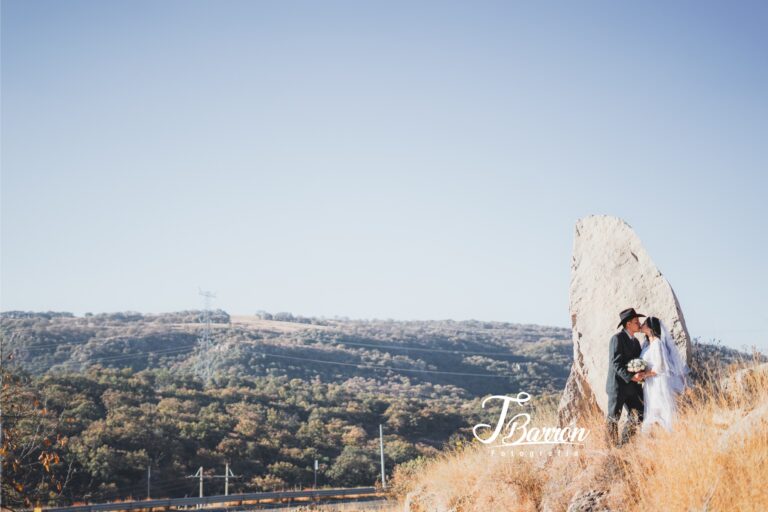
left=605, top=308, right=647, bottom=446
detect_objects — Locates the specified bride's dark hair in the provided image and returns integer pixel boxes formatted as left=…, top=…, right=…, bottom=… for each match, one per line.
left=643, top=316, right=662, bottom=338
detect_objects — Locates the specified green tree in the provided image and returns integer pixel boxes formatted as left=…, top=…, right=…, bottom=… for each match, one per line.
left=326, top=446, right=378, bottom=487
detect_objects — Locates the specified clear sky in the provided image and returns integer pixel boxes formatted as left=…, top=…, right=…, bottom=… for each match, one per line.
left=2, top=1, right=766, bottom=353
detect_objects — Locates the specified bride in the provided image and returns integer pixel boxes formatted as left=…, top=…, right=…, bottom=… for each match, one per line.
left=638, top=316, right=691, bottom=433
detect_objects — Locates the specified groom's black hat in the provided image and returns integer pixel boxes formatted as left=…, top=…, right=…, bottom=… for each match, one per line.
left=617, top=308, right=646, bottom=328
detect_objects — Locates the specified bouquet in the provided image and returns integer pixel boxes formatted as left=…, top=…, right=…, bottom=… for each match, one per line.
left=627, top=358, right=648, bottom=385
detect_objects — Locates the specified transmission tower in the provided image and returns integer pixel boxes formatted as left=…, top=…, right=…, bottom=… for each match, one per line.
left=194, top=288, right=216, bottom=385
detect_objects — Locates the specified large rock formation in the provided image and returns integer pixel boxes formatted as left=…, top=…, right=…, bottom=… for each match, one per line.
left=558, top=215, right=692, bottom=425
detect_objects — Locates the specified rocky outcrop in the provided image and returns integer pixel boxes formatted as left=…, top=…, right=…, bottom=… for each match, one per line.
left=719, top=362, right=768, bottom=400
left=558, top=216, right=692, bottom=425
left=717, top=402, right=768, bottom=451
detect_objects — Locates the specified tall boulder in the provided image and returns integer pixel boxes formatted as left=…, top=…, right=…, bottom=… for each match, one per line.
left=558, top=215, right=692, bottom=425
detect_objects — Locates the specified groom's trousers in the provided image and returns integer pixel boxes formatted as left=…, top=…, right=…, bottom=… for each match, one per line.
left=606, top=386, right=644, bottom=446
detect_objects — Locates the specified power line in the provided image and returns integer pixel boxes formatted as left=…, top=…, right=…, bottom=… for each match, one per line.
left=5, top=333, right=555, bottom=359
left=252, top=350, right=516, bottom=378
left=4, top=333, right=198, bottom=352
left=65, top=344, right=200, bottom=365
left=6, top=339, right=524, bottom=379
left=89, top=477, right=198, bottom=502
left=302, top=337, right=560, bottom=357
left=42, top=343, right=521, bottom=379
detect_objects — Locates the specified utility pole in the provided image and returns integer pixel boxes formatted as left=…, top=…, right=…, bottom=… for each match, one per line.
left=314, top=459, right=318, bottom=489
left=379, top=424, right=386, bottom=489
left=213, top=463, right=239, bottom=496
left=187, top=464, right=239, bottom=503
left=186, top=466, right=205, bottom=507
left=146, top=466, right=151, bottom=500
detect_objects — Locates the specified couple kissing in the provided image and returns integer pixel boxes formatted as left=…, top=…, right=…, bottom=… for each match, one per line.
left=606, top=308, right=690, bottom=446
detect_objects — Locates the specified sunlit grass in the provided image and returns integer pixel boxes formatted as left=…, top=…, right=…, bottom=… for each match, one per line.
left=389, top=352, right=768, bottom=512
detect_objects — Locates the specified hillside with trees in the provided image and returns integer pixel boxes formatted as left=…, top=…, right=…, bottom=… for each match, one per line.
left=0, top=310, right=749, bottom=507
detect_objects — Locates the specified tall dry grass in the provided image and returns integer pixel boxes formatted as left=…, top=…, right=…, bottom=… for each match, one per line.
left=388, top=352, right=768, bottom=512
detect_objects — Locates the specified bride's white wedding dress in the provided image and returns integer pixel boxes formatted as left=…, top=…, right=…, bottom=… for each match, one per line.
left=640, top=322, right=690, bottom=434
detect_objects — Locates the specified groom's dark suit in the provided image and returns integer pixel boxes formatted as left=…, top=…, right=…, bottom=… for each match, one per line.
left=605, top=329, right=644, bottom=445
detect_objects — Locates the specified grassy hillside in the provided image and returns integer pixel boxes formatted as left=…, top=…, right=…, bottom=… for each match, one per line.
left=388, top=355, right=768, bottom=512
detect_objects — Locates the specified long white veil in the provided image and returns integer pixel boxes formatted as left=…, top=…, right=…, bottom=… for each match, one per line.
left=659, top=320, right=690, bottom=394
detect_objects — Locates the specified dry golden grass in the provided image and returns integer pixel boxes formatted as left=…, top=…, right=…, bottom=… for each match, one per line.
left=388, top=354, right=768, bottom=512
left=230, top=314, right=333, bottom=332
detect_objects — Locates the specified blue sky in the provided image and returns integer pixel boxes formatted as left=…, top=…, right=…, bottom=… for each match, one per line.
left=2, top=1, right=766, bottom=353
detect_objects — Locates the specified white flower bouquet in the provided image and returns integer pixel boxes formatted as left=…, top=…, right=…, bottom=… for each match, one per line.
left=627, top=358, right=648, bottom=385
left=627, top=358, right=647, bottom=373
